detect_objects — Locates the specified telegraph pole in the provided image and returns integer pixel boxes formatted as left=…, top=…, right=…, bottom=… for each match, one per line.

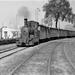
left=35, top=8, right=40, bottom=22
left=16, top=15, right=17, bottom=29
left=16, top=15, right=18, bottom=38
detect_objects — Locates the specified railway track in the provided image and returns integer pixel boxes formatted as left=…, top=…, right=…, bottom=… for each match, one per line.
left=8, top=42, right=61, bottom=75
left=50, top=42, right=75, bottom=75
left=7, top=41, right=75, bottom=75
left=64, top=42, right=75, bottom=70
left=0, top=39, right=75, bottom=75
left=0, top=47, right=27, bottom=59
left=0, top=46, right=17, bottom=53
left=47, top=43, right=60, bottom=75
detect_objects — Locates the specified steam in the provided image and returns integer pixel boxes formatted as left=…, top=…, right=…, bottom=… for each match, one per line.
left=17, top=6, right=30, bottom=18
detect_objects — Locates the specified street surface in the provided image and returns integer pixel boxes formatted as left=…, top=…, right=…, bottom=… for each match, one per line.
left=0, top=44, right=16, bottom=51
left=0, top=38, right=75, bottom=75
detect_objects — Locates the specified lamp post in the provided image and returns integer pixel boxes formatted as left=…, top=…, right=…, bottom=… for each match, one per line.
left=16, top=15, right=18, bottom=38
left=16, top=15, right=18, bottom=29
left=35, top=8, right=40, bottom=22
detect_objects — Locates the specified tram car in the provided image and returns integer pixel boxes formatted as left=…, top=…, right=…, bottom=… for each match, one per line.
left=16, top=18, right=75, bottom=46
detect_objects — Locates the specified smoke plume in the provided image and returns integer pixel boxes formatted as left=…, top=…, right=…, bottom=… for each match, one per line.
left=17, top=6, right=30, bottom=18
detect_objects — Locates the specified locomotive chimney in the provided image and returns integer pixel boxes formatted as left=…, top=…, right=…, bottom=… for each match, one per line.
left=24, top=18, right=28, bottom=26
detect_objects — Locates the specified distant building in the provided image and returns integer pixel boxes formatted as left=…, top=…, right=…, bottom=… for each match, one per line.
left=1, top=27, right=20, bottom=39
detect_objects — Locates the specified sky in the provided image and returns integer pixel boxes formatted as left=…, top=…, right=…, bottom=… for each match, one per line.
left=0, top=0, right=47, bottom=28
left=0, top=0, right=75, bottom=29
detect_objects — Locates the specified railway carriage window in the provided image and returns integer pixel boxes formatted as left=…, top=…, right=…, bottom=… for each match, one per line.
left=41, top=26, right=45, bottom=31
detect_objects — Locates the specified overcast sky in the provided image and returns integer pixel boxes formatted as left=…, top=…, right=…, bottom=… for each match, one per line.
left=0, top=0, right=75, bottom=28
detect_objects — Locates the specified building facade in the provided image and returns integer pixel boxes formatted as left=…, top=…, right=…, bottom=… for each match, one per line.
left=1, top=27, right=20, bottom=39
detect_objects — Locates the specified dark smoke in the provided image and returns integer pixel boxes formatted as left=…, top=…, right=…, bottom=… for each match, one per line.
left=17, top=6, right=30, bottom=18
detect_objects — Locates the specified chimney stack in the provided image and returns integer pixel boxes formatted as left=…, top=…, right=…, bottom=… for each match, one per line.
left=24, top=18, right=28, bottom=26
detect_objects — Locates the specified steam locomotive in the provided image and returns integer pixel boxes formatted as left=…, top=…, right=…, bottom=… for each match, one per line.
left=16, top=18, right=75, bottom=46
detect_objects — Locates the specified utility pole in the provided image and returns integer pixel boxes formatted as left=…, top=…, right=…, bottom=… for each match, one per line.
left=16, top=15, right=18, bottom=38
left=35, top=8, right=40, bottom=22
left=59, top=20, right=60, bottom=29
left=16, top=15, right=17, bottom=29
